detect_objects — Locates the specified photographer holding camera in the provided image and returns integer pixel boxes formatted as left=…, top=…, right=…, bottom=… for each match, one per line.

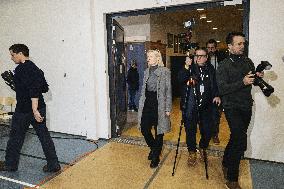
left=0, top=44, right=60, bottom=173
left=216, top=32, right=264, bottom=189
left=178, top=48, right=220, bottom=166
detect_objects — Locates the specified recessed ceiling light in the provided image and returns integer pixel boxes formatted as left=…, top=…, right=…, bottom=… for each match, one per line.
left=197, top=8, right=204, bottom=11
left=212, top=27, right=218, bottom=30
left=207, top=20, right=212, bottom=23
left=200, top=14, right=206, bottom=19
left=217, top=40, right=220, bottom=43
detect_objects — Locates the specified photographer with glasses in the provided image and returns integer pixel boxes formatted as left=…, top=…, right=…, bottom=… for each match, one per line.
left=178, top=48, right=220, bottom=166
left=216, top=32, right=264, bottom=189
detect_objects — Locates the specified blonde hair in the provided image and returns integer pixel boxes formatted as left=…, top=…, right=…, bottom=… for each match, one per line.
left=147, top=49, right=164, bottom=67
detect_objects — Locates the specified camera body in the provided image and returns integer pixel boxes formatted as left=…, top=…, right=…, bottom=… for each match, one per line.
left=1, top=70, right=15, bottom=91
left=184, top=18, right=195, bottom=29
left=252, top=61, right=274, bottom=97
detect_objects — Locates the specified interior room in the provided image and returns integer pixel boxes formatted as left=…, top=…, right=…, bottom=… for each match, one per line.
left=116, top=4, right=244, bottom=149
left=0, top=0, right=283, bottom=188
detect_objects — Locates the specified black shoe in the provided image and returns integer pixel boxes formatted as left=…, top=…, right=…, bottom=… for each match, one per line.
left=148, top=150, right=153, bottom=160
left=150, top=157, right=160, bottom=168
left=0, top=161, right=17, bottom=172
left=150, top=149, right=161, bottom=168
left=43, top=164, right=61, bottom=172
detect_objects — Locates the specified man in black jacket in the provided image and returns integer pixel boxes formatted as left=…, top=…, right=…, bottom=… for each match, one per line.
left=127, top=61, right=139, bottom=112
left=178, top=48, right=221, bottom=166
left=0, top=44, right=60, bottom=172
left=206, top=39, right=226, bottom=144
left=217, top=32, right=263, bottom=189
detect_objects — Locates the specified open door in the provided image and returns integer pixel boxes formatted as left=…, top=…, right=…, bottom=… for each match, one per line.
left=107, top=18, right=127, bottom=137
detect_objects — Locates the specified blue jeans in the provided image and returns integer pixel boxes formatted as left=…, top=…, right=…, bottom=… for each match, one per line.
left=5, top=108, right=59, bottom=170
left=128, top=89, right=137, bottom=109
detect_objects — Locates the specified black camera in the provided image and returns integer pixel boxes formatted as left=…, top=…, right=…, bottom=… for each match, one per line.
left=253, top=61, right=274, bottom=97
left=1, top=70, right=15, bottom=91
left=184, top=18, right=195, bottom=29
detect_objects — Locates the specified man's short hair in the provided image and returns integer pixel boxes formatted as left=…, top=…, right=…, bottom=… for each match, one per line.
left=9, top=44, right=29, bottom=57
left=195, top=47, right=208, bottom=55
left=206, top=39, right=217, bottom=47
left=226, top=32, right=245, bottom=45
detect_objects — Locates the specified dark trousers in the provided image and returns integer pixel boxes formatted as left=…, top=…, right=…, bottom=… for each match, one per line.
left=5, top=108, right=59, bottom=170
left=211, top=104, right=222, bottom=137
left=184, top=105, right=212, bottom=152
left=128, top=89, right=137, bottom=109
left=223, top=108, right=252, bottom=182
left=141, top=90, right=163, bottom=155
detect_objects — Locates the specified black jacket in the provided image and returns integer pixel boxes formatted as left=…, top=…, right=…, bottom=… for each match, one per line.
left=216, top=54, right=255, bottom=110
left=178, top=63, right=219, bottom=111
left=127, top=67, right=139, bottom=90
left=207, top=50, right=227, bottom=70
left=14, top=60, right=45, bottom=113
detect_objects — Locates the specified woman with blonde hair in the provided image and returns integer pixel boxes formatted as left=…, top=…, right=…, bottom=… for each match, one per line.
left=138, top=49, right=172, bottom=168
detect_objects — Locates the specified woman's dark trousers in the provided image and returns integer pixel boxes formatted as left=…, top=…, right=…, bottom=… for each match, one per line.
left=141, top=90, right=163, bottom=160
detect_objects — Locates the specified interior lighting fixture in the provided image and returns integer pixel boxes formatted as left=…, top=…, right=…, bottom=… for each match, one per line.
left=200, top=14, right=206, bottom=19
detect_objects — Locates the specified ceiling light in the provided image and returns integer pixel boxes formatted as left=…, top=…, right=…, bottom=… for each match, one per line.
left=197, top=8, right=204, bottom=11
left=217, top=40, right=220, bottom=43
left=212, top=27, right=218, bottom=30
left=206, top=20, right=212, bottom=23
left=200, top=14, right=206, bottom=19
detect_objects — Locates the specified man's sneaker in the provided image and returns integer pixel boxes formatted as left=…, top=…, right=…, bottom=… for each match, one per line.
left=225, top=181, right=242, bottom=189
left=187, top=151, right=197, bottom=166
left=0, top=161, right=17, bottom=172
left=212, top=136, right=220, bottom=145
left=43, top=164, right=61, bottom=173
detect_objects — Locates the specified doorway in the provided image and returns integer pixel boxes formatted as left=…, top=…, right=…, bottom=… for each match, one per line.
left=107, top=0, right=249, bottom=150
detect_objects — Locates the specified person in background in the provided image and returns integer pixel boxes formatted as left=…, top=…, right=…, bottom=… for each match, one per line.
left=178, top=48, right=220, bottom=166
left=138, top=49, right=172, bottom=168
left=206, top=38, right=226, bottom=145
left=127, top=60, right=139, bottom=112
left=216, top=32, right=263, bottom=189
left=0, top=44, right=61, bottom=173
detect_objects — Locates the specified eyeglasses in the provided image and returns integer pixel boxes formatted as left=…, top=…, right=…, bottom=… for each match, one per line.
left=194, top=55, right=207, bottom=58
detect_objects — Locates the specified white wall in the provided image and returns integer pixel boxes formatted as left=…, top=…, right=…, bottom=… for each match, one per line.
left=0, top=0, right=97, bottom=138
left=246, top=0, right=284, bottom=162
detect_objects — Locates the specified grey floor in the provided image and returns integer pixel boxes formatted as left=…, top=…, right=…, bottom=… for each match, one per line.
left=0, top=125, right=283, bottom=189
left=0, top=125, right=107, bottom=189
